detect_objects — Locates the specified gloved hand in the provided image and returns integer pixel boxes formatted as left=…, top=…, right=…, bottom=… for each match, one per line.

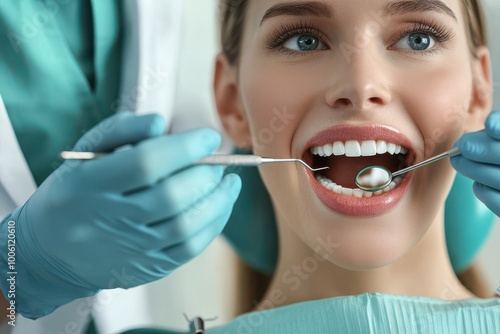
left=451, top=110, right=500, bottom=218
left=0, top=112, right=241, bottom=319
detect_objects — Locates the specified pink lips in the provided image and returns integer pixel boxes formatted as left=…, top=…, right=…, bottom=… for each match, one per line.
left=302, top=125, right=415, bottom=217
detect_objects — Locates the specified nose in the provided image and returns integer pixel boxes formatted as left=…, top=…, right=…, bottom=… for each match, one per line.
left=326, top=52, right=392, bottom=111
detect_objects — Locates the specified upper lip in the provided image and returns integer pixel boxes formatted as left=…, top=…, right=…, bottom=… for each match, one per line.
left=301, top=124, right=416, bottom=164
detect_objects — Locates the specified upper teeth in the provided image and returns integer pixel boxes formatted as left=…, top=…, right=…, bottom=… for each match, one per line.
left=311, top=140, right=408, bottom=157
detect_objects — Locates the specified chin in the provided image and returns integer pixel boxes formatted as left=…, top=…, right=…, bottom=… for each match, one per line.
left=278, top=179, right=439, bottom=272
left=316, top=214, right=419, bottom=271
left=325, top=241, right=409, bottom=271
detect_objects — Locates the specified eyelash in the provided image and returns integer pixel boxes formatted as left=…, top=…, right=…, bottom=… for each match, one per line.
left=390, top=20, right=455, bottom=54
left=265, top=19, right=455, bottom=56
left=265, top=21, right=328, bottom=55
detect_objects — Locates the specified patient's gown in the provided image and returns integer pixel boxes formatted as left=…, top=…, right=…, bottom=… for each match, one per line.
left=123, top=293, right=500, bottom=334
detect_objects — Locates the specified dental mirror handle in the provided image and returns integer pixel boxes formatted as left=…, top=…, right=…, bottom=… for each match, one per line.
left=61, top=151, right=270, bottom=165
left=60, top=152, right=269, bottom=165
left=196, top=154, right=270, bottom=166
left=392, top=147, right=461, bottom=178
left=60, top=152, right=328, bottom=172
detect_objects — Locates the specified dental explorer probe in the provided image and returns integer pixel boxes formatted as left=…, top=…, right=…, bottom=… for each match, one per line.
left=60, top=151, right=329, bottom=172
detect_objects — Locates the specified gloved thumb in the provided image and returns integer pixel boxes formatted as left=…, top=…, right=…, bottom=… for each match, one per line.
left=73, top=112, right=166, bottom=152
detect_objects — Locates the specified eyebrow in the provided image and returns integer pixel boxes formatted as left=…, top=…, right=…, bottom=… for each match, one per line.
left=260, top=1, right=333, bottom=26
left=385, top=0, right=457, bottom=21
left=260, top=0, right=457, bottom=27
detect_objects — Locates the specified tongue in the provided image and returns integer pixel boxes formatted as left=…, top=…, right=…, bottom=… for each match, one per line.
left=318, top=154, right=402, bottom=188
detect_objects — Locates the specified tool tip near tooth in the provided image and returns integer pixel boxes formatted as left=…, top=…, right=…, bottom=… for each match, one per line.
left=312, top=166, right=329, bottom=172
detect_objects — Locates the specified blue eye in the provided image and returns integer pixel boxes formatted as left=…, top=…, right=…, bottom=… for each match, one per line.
left=396, top=33, right=436, bottom=51
left=284, top=34, right=324, bottom=52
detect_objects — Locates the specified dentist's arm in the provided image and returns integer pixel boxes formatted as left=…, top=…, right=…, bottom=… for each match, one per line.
left=451, top=110, right=500, bottom=217
left=0, top=112, right=241, bottom=319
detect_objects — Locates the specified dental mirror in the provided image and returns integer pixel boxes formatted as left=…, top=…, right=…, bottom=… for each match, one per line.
left=355, top=147, right=461, bottom=192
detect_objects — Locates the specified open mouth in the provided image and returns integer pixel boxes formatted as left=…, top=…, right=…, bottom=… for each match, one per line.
left=301, top=125, right=416, bottom=216
left=306, top=139, right=411, bottom=197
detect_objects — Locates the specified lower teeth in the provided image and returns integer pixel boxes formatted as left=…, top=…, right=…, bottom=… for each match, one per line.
left=316, top=174, right=403, bottom=197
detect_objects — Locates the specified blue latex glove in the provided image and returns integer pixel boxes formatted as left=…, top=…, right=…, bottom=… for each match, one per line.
left=0, top=112, right=241, bottom=319
left=451, top=111, right=500, bottom=218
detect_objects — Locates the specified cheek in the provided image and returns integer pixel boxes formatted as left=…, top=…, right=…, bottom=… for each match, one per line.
left=238, top=61, right=320, bottom=241
left=240, top=65, right=290, bottom=157
left=239, top=60, right=324, bottom=157
left=402, top=57, right=473, bottom=157
left=397, top=56, right=474, bottom=234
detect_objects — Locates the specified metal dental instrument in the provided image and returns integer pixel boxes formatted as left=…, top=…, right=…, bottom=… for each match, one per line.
left=60, top=151, right=106, bottom=160
left=186, top=315, right=205, bottom=334
left=60, top=151, right=329, bottom=172
left=195, top=154, right=329, bottom=172
left=355, top=147, right=461, bottom=192
left=183, top=313, right=218, bottom=334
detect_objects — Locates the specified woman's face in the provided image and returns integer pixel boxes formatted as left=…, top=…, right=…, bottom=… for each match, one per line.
left=220, top=0, right=490, bottom=269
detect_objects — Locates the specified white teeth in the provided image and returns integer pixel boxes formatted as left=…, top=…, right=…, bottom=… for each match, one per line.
left=353, top=189, right=364, bottom=198
left=315, top=174, right=404, bottom=197
left=376, top=140, right=387, bottom=154
left=332, top=142, right=345, bottom=156
left=342, top=188, right=353, bottom=196
left=323, top=143, right=333, bottom=156
left=317, top=146, right=325, bottom=156
left=387, top=143, right=396, bottom=155
left=361, top=140, right=377, bottom=156
left=311, top=140, right=409, bottom=158
left=345, top=141, right=361, bottom=157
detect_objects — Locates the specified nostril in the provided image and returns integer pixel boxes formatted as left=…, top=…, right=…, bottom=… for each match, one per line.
left=369, top=97, right=385, bottom=105
left=333, top=98, right=353, bottom=109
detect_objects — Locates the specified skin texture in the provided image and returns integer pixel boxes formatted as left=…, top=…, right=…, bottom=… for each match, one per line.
left=215, top=0, right=492, bottom=309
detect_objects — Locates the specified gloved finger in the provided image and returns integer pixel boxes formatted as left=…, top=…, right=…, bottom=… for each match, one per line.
left=160, top=213, right=232, bottom=268
left=73, top=112, right=166, bottom=152
left=82, top=128, right=222, bottom=193
left=123, top=165, right=224, bottom=223
left=485, top=110, right=500, bottom=140
left=146, top=173, right=241, bottom=249
left=451, top=156, right=500, bottom=191
left=473, top=182, right=500, bottom=217
left=455, top=131, right=500, bottom=165
left=158, top=174, right=241, bottom=263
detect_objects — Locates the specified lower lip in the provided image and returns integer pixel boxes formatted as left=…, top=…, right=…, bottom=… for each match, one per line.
left=307, top=171, right=412, bottom=216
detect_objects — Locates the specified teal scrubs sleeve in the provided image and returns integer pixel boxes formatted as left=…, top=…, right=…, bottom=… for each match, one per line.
left=0, top=0, right=122, bottom=185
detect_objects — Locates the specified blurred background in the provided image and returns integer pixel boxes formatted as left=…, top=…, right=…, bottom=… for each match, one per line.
left=92, top=0, right=500, bottom=332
